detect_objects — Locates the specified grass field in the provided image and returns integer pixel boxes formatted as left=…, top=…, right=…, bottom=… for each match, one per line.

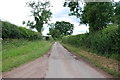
left=61, top=43, right=120, bottom=78
left=2, top=39, right=52, bottom=72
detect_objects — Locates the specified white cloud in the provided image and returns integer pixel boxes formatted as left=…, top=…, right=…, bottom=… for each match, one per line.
left=0, top=0, right=32, bottom=26
left=73, top=24, right=89, bottom=35
left=0, top=0, right=89, bottom=36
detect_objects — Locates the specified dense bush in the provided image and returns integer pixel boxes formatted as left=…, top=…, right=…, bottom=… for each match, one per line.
left=62, top=25, right=119, bottom=59
left=2, top=21, right=42, bottom=40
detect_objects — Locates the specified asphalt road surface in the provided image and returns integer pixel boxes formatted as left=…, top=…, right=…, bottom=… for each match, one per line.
left=3, top=42, right=113, bottom=78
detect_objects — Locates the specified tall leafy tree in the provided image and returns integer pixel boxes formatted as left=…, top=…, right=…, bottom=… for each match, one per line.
left=48, top=23, right=61, bottom=39
left=64, top=1, right=114, bottom=32
left=49, top=28, right=61, bottom=39
left=82, top=2, right=113, bottom=32
left=48, top=21, right=74, bottom=39
left=23, top=1, right=52, bottom=34
left=55, top=21, right=74, bottom=36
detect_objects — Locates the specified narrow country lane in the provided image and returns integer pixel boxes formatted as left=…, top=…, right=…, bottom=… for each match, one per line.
left=3, top=42, right=113, bottom=78
left=45, top=42, right=112, bottom=78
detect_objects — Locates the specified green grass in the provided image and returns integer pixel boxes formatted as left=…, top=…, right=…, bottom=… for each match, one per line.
left=95, top=63, right=120, bottom=78
left=61, top=42, right=120, bottom=78
left=2, top=39, right=29, bottom=50
left=2, top=39, right=52, bottom=72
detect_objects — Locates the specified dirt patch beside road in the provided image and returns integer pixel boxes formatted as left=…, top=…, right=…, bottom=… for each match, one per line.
left=2, top=52, right=50, bottom=78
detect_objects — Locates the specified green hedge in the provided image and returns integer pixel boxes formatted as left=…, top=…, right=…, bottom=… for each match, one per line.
left=62, top=25, right=119, bottom=60
left=2, top=21, right=42, bottom=40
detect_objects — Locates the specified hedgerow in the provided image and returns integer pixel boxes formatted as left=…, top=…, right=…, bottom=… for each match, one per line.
left=2, top=21, right=42, bottom=40
left=62, top=24, right=119, bottom=60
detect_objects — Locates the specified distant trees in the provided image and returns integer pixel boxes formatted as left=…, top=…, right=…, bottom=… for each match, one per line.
left=55, top=21, right=74, bottom=36
left=48, top=21, right=74, bottom=39
left=23, top=0, right=52, bottom=34
left=49, top=28, right=61, bottom=39
left=64, top=1, right=116, bottom=32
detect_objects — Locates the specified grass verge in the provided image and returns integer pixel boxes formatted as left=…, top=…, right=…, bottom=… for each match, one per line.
left=2, top=39, right=52, bottom=72
left=61, top=43, right=120, bottom=78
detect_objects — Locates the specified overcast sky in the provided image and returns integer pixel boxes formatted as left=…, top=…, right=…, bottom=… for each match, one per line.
left=0, top=0, right=118, bottom=36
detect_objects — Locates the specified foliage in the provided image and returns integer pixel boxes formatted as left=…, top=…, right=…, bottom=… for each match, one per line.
left=112, top=1, right=120, bottom=25
left=64, top=1, right=114, bottom=32
left=48, top=21, right=74, bottom=39
left=55, top=21, right=74, bottom=35
left=49, top=27, right=61, bottom=39
left=23, top=0, right=52, bottom=33
left=2, top=21, right=42, bottom=40
left=64, top=1, right=81, bottom=18
left=62, top=25, right=119, bottom=60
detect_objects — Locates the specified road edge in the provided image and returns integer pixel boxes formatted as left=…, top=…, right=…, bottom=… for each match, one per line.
left=60, top=42, right=114, bottom=78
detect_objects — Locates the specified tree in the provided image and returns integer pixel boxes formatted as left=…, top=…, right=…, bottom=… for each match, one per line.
left=64, top=1, right=82, bottom=18
left=49, top=28, right=61, bottom=39
left=64, top=1, right=113, bottom=32
left=112, top=1, right=120, bottom=25
left=23, top=1, right=52, bottom=34
left=48, top=23, right=61, bottom=39
left=55, top=21, right=74, bottom=36
left=48, top=21, right=74, bottom=39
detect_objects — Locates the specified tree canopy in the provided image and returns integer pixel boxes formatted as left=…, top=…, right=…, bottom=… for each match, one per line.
left=48, top=21, right=74, bottom=39
left=55, top=21, right=74, bottom=36
left=64, top=1, right=114, bottom=32
left=23, top=1, right=52, bottom=34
